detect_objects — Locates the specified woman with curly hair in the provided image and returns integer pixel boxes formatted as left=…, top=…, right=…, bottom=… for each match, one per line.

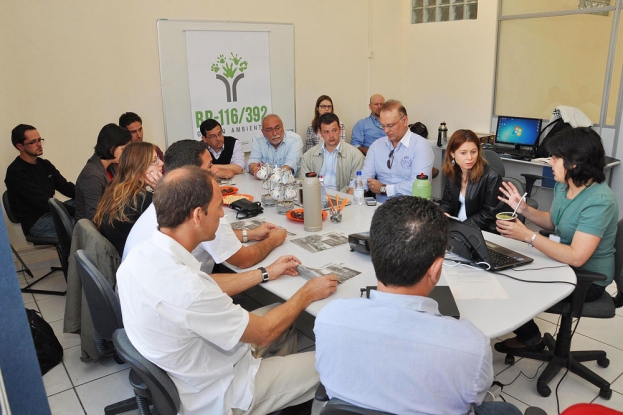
left=94, top=141, right=163, bottom=255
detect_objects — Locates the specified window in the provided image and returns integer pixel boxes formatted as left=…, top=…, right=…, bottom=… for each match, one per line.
left=412, top=0, right=478, bottom=24
left=494, top=0, right=622, bottom=126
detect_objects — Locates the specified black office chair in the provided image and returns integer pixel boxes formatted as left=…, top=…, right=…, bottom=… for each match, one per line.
left=483, top=150, right=541, bottom=211
left=113, top=328, right=181, bottom=415
left=48, top=198, right=74, bottom=277
left=2, top=190, right=65, bottom=296
left=500, top=219, right=623, bottom=399
left=75, top=250, right=145, bottom=415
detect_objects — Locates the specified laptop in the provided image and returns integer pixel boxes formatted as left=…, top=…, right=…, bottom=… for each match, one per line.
left=447, top=218, right=534, bottom=271
left=494, top=116, right=542, bottom=160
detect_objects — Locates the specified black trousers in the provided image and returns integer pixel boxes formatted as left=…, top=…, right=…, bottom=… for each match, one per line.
left=513, top=283, right=606, bottom=344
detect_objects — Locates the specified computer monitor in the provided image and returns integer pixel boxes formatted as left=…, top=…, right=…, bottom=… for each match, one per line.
left=495, top=116, right=542, bottom=150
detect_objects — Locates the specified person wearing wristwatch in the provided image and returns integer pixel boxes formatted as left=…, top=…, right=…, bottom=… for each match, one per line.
left=494, top=127, right=618, bottom=353
left=360, top=100, right=434, bottom=203
left=118, top=166, right=339, bottom=415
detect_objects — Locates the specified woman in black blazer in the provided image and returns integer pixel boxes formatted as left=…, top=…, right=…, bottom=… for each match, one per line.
left=439, top=129, right=504, bottom=231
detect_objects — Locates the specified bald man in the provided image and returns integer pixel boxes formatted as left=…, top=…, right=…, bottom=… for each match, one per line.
left=350, top=94, right=386, bottom=155
left=247, top=114, right=303, bottom=177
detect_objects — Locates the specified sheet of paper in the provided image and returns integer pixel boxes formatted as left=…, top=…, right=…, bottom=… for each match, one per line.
left=443, top=268, right=509, bottom=300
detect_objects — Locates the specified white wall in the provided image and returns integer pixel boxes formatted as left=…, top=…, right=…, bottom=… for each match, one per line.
left=0, top=0, right=403, bottom=249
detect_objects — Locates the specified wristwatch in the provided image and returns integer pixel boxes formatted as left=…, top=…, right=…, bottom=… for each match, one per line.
left=242, top=229, right=248, bottom=243
left=259, top=267, right=269, bottom=283
left=380, top=185, right=387, bottom=196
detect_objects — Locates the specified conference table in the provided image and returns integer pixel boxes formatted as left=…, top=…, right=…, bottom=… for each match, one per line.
left=224, top=172, right=576, bottom=339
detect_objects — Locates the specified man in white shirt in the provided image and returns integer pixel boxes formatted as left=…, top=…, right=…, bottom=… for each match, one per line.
left=118, top=166, right=337, bottom=415
left=314, top=196, right=521, bottom=415
left=123, top=140, right=287, bottom=271
left=200, top=119, right=245, bottom=177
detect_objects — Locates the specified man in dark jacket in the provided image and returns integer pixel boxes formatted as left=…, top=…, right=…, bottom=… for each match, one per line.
left=5, top=124, right=75, bottom=237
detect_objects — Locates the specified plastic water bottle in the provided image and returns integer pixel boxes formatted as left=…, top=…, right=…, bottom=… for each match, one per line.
left=354, top=171, right=365, bottom=205
left=412, top=173, right=432, bottom=200
left=319, top=175, right=327, bottom=208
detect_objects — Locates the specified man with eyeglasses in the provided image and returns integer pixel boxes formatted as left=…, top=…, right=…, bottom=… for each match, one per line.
left=5, top=124, right=75, bottom=238
left=247, top=114, right=303, bottom=178
left=351, top=94, right=386, bottom=156
left=200, top=119, right=244, bottom=178
left=360, top=100, right=434, bottom=202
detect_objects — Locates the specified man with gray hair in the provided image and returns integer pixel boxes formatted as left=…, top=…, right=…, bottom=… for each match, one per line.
left=360, top=99, right=434, bottom=202
left=247, top=114, right=303, bottom=177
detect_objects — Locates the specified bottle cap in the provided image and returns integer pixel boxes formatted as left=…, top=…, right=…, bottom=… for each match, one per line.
left=417, top=173, right=429, bottom=179
left=305, top=172, right=318, bottom=177
left=356, top=171, right=362, bottom=176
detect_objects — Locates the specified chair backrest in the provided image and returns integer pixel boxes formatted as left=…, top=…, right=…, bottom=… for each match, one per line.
left=320, top=400, right=394, bottom=415
left=613, top=219, right=623, bottom=298
left=75, top=250, right=123, bottom=341
left=483, top=150, right=505, bottom=177
left=48, top=199, right=74, bottom=273
left=2, top=191, right=19, bottom=224
left=113, top=328, right=181, bottom=415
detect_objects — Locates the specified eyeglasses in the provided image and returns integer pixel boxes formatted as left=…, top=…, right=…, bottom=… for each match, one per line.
left=387, top=149, right=395, bottom=169
left=380, top=115, right=405, bottom=131
left=319, top=105, right=333, bottom=110
left=149, top=155, right=161, bottom=166
left=206, top=131, right=224, bottom=140
left=23, top=138, right=45, bottom=146
left=263, top=125, right=283, bottom=135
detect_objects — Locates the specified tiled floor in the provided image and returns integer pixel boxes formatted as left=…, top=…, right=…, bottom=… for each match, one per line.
left=14, top=247, right=623, bottom=414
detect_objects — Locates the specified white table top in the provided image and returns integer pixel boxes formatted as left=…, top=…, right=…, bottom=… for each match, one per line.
left=225, top=173, right=576, bottom=338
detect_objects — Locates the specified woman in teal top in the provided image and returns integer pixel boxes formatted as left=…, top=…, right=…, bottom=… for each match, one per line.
left=494, top=127, right=618, bottom=352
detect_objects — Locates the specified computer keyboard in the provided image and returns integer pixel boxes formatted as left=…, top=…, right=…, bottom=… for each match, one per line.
left=488, top=250, right=518, bottom=268
left=494, top=149, right=533, bottom=161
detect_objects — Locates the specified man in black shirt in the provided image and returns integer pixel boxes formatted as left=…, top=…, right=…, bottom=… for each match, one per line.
left=200, top=119, right=244, bottom=178
left=5, top=124, right=75, bottom=238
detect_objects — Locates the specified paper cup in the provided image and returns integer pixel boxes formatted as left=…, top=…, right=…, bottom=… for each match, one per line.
left=496, top=212, right=517, bottom=221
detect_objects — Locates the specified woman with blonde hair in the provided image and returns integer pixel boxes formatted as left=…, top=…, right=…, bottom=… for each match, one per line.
left=305, top=94, right=346, bottom=152
left=439, top=129, right=504, bottom=230
left=94, top=141, right=163, bottom=255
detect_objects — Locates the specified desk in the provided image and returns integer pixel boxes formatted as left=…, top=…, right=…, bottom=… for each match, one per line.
left=226, top=173, right=575, bottom=338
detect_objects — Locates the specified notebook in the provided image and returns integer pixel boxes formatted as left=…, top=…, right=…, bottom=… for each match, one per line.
left=447, top=218, right=534, bottom=271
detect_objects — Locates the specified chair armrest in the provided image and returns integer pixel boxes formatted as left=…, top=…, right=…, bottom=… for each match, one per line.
left=520, top=173, right=545, bottom=197
left=571, top=267, right=607, bottom=285
left=315, top=383, right=329, bottom=402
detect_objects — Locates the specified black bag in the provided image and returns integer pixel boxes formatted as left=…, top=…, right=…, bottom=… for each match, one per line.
left=534, top=118, right=572, bottom=158
left=410, top=122, right=429, bottom=139
left=229, top=198, right=264, bottom=219
left=25, top=308, right=63, bottom=375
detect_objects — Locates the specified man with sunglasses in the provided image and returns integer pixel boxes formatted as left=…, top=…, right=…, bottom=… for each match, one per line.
left=5, top=124, right=75, bottom=238
left=247, top=114, right=303, bottom=178
left=360, top=100, right=434, bottom=202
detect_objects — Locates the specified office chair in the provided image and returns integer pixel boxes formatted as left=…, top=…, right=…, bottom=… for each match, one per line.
left=48, top=198, right=74, bottom=277
left=2, top=191, right=65, bottom=296
left=113, top=328, right=181, bottom=415
left=483, top=150, right=541, bottom=210
left=500, top=219, right=623, bottom=399
left=75, top=250, right=146, bottom=415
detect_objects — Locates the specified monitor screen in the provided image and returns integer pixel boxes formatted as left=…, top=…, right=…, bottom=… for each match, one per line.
left=495, top=116, right=542, bottom=147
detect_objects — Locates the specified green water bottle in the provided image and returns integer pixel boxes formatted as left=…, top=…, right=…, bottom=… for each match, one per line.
left=412, top=173, right=432, bottom=200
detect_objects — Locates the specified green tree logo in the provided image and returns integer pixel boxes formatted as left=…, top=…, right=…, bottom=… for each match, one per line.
left=210, top=52, right=248, bottom=102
